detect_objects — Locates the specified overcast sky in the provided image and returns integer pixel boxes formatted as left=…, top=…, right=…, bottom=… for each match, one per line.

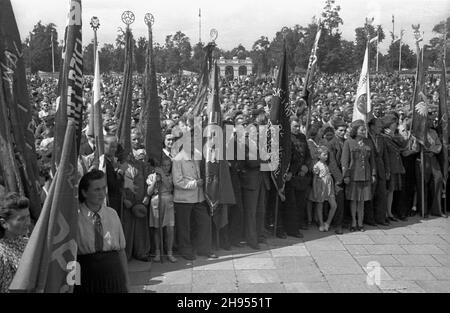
left=11, top=0, right=449, bottom=54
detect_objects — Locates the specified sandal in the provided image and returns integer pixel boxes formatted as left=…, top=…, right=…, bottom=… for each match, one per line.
left=167, top=255, right=178, bottom=263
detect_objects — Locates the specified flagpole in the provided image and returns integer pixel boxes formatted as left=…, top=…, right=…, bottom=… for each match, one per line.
left=51, top=30, right=55, bottom=73
left=376, top=29, right=379, bottom=73
left=144, top=12, right=163, bottom=263
left=399, top=30, right=404, bottom=73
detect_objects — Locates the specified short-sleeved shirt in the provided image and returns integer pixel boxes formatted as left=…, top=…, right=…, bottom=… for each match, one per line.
left=77, top=203, right=126, bottom=255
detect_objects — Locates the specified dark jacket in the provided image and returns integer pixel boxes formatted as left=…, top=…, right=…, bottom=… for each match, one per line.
left=368, top=132, right=391, bottom=180
left=381, top=134, right=406, bottom=175
left=287, top=133, right=312, bottom=191
left=327, top=135, right=345, bottom=187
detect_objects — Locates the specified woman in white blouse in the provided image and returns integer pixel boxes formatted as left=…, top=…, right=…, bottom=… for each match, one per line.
left=75, top=170, right=129, bottom=293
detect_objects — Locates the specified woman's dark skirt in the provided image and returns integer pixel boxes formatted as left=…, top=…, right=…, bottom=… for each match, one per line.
left=345, top=181, right=372, bottom=201
left=387, top=173, right=403, bottom=192
left=74, top=251, right=128, bottom=293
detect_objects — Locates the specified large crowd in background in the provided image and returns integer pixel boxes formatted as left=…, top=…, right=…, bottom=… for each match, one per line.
left=1, top=69, right=449, bottom=292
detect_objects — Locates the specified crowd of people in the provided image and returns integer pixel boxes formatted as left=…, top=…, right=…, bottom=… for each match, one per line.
left=1, top=69, right=449, bottom=293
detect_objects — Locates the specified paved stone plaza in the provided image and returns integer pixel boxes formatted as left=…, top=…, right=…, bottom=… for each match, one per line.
left=128, top=215, right=450, bottom=293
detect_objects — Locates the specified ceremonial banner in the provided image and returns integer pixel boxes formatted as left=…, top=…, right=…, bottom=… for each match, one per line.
left=0, top=0, right=42, bottom=219
left=352, top=44, right=370, bottom=122
left=411, top=48, right=427, bottom=146
left=116, top=28, right=134, bottom=157
left=269, top=43, right=291, bottom=198
left=437, top=59, right=448, bottom=183
left=92, top=48, right=105, bottom=171
left=203, top=58, right=235, bottom=228
left=53, top=0, right=83, bottom=170
left=302, top=25, right=321, bottom=107
left=141, top=24, right=162, bottom=164
left=10, top=119, right=79, bottom=293
left=191, top=43, right=215, bottom=116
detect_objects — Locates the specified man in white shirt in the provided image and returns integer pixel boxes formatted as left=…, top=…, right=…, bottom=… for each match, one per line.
left=172, top=130, right=217, bottom=260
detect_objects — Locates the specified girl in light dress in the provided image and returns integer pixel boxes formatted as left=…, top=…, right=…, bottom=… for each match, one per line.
left=308, top=146, right=337, bottom=232
left=146, top=157, right=177, bottom=263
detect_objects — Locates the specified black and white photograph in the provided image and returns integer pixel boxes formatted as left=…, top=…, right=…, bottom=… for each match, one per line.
left=0, top=0, right=449, bottom=296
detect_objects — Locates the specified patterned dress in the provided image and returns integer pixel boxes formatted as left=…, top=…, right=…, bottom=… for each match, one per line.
left=309, top=161, right=335, bottom=203
left=0, top=237, right=28, bottom=293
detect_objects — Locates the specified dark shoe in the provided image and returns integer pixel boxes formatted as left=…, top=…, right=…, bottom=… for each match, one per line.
left=335, top=228, right=344, bottom=235
left=276, top=232, right=287, bottom=239
left=358, top=226, right=365, bottom=232
left=350, top=226, right=357, bottom=232
left=182, top=254, right=196, bottom=261
left=287, top=232, right=304, bottom=239
left=258, top=237, right=268, bottom=244
left=232, top=242, right=245, bottom=248
left=378, top=222, right=389, bottom=226
left=388, top=216, right=399, bottom=222
left=204, top=253, right=219, bottom=259
left=136, top=255, right=152, bottom=262
left=398, top=216, right=408, bottom=221
left=248, top=243, right=261, bottom=250
left=365, top=222, right=377, bottom=226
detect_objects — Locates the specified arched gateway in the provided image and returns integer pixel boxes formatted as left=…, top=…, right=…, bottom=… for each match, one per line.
left=217, top=56, right=253, bottom=79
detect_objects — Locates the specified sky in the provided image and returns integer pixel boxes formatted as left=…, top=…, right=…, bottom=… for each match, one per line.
left=11, top=0, right=450, bottom=54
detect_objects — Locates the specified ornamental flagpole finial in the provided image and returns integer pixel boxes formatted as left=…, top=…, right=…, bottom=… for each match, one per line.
left=144, top=13, right=154, bottom=27
left=209, top=28, right=218, bottom=43
left=121, top=11, right=135, bottom=29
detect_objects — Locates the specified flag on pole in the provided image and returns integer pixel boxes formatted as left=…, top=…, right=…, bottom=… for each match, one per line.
left=269, top=41, right=291, bottom=198
left=437, top=59, right=448, bottom=183
left=191, top=43, right=215, bottom=116
left=352, top=44, right=371, bottom=122
left=0, top=0, right=42, bottom=220
left=302, top=24, right=322, bottom=107
left=9, top=1, right=83, bottom=292
left=141, top=24, right=162, bottom=165
left=92, top=47, right=105, bottom=171
left=203, top=53, right=235, bottom=228
left=411, top=48, right=428, bottom=145
left=116, top=28, right=134, bottom=157
left=53, top=0, right=83, bottom=170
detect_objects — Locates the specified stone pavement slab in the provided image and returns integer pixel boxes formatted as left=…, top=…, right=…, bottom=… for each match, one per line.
left=415, top=280, right=450, bottom=293
left=325, top=274, right=381, bottom=293
left=129, top=215, right=450, bottom=293
left=235, top=270, right=282, bottom=284
left=354, top=255, right=402, bottom=267
left=238, top=283, right=286, bottom=293
left=401, top=244, right=445, bottom=255
left=284, top=282, right=332, bottom=293
left=392, top=255, right=442, bottom=267
left=368, top=234, right=411, bottom=245
left=384, top=267, right=437, bottom=281
left=378, top=281, right=426, bottom=293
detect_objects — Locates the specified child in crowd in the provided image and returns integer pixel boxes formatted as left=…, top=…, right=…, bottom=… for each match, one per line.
left=146, top=157, right=177, bottom=263
left=309, top=146, right=337, bottom=232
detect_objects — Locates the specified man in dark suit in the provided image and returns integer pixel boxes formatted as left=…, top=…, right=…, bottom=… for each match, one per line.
left=240, top=115, right=271, bottom=250
left=282, top=117, right=311, bottom=238
left=104, top=136, right=126, bottom=219
left=327, top=120, right=347, bottom=234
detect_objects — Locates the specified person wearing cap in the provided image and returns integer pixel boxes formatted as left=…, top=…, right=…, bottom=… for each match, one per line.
left=341, top=120, right=376, bottom=232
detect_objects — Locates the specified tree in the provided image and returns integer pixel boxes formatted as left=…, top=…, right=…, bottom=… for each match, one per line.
left=135, top=36, right=147, bottom=74
left=83, top=40, right=95, bottom=75
left=24, top=21, right=60, bottom=73
left=427, top=17, right=450, bottom=67
left=354, top=24, right=385, bottom=71
left=251, top=36, right=271, bottom=75
left=386, top=41, right=415, bottom=70
left=191, top=42, right=205, bottom=73
left=98, top=43, right=115, bottom=73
